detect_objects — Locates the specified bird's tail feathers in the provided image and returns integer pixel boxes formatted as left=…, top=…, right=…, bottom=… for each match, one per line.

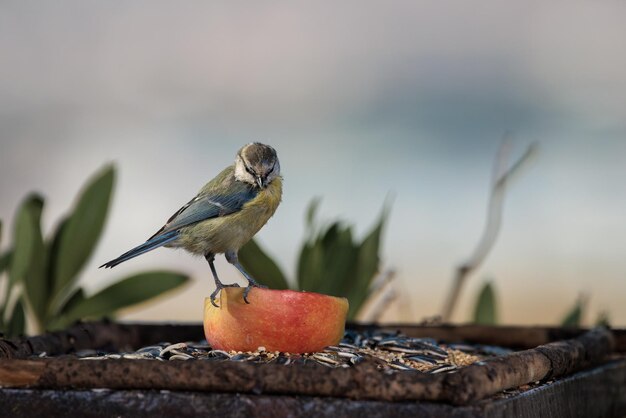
left=99, top=231, right=179, bottom=268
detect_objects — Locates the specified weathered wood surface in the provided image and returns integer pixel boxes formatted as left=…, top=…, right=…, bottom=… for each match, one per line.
left=355, top=323, right=626, bottom=352
left=441, top=327, right=614, bottom=404
left=0, top=328, right=614, bottom=405
left=1, top=360, right=625, bottom=417
left=0, top=321, right=201, bottom=359
left=480, top=360, right=626, bottom=418
left=2, top=321, right=625, bottom=359
left=0, top=388, right=477, bottom=418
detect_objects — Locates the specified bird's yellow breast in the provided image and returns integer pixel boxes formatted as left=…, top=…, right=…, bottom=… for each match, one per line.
left=178, top=178, right=282, bottom=255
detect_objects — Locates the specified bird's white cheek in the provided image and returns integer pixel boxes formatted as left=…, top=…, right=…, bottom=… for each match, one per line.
left=234, top=161, right=255, bottom=184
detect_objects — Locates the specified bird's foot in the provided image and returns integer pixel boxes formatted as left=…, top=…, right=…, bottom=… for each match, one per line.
left=242, top=278, right=267, bottom=304
left=209, top=283, right=241, bottom=308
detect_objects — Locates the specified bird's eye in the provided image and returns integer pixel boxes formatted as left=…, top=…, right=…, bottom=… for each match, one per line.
left=245, top=165, right=255, bottom=175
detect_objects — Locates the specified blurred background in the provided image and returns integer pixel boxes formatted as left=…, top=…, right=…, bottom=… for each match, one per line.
left=1, top=1, right=625, bottom=326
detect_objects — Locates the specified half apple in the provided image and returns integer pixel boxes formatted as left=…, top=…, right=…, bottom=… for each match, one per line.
left=204, top=287, right=349, bottom=353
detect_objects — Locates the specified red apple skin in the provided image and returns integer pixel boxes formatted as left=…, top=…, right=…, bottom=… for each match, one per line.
left=204, top=287, right=349, bottom=353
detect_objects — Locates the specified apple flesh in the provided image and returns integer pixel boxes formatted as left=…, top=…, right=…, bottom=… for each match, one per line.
left=204, top=287, right=349, bottom=353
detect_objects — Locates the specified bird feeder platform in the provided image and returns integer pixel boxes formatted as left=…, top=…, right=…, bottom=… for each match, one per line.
left=1, top=322, right=624, bottom=417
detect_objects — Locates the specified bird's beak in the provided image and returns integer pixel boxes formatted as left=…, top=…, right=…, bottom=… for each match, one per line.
left=256, top=176, right=264, bottom=188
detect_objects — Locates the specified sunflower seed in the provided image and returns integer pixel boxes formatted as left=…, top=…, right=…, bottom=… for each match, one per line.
left=170, top=354, right=193, bottom=361
left=430, top=364, right=458, bottom=374
left=405, top=355, right=440, bottom=365
left=161, top=343, right=187, bottom=357
left=389, top=361, right=414, bottom=371
left=312, top=353, right=340, bottom=365
left=136, top=346, right=164, bottom=356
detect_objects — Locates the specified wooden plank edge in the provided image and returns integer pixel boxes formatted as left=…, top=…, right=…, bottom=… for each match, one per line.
left=0, top=328, right=614, bottom=406
left=442, top=327, right=615, bottom=404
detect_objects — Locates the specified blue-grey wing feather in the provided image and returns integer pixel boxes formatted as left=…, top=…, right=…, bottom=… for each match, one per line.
left=148, top=184, right=257, bottom=240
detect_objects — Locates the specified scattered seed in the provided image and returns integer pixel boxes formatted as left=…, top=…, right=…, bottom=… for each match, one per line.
left=312, top=353, right=340, bottom=365
left=161, top=343, right=187, bottom=357
left=430, top=364, right=458, bottom=374
left=136, top=345, right=164, bottom=356
left=60, top=329, right=501, bottom=374
left=169, top=354, right=193, bottom=361
left=389, top=361, right=415, bottom=371
left=231, top=353, right=256, bottom=361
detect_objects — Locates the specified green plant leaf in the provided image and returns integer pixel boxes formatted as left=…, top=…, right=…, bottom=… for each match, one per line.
left=238, top=239, right=289, bottom=290
left=0, top=220, right=9, bottom=277
left=20, top=196, right=47, bottom=325
left=347, top=209, right=387, bottom=319
left=60, top=271, right=189, bottom=323
left=0, top=250, right=13, bottom=324
left=46, top=287, right=87, bottom=331
left=473, top=281, right=498, bottom=325
left=9, top=195, right=43, bottom=287
left=321, top=223, right=340, bottom=248
left=45, top=218, right=68, bottom=314
left=561, top=298, right=584, bottom=327
left=51, top=166, right=115, bottom=303
left=6, top=298, right=26, bottom=338
left=305, top=198, right=321, bottom=237
left=596, top=311, right=610, bottom=327
left=0, top=251, right=11, bottom=274
left=59, top=287, right=86, bottom=316
left=297, top=240, right=324, bottom=292
left=318, top=225, right=357, bottom=296
left=297, top=222, right=345, bottom=293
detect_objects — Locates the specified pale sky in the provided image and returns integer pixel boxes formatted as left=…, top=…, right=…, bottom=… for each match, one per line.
left=1, top=1, right=625, bottom=326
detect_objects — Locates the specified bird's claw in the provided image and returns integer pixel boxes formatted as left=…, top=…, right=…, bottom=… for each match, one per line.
left=242, top=281, right=267, bottom=304
left=209, top=283, right=241, bottom=308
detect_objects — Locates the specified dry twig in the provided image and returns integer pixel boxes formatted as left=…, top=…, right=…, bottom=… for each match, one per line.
left=441, top=138, right=537, bottom=322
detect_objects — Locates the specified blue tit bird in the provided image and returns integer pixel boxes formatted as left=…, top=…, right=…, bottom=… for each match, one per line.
left=100, top=142, right=282, bottom=307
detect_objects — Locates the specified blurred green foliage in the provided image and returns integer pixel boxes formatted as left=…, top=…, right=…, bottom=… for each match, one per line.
left=559, top=295, right=611, bottom=327
left=471, top=284, right=610, bottom=327
left=472, top=281, right=498, bottom=325
left=596, top=311, right=611, bottom=327
left=239, top=198, right=388, bottom=320
left=561, top=297, right=584, bottom=327
left=0, top=166, right=189, bottom=337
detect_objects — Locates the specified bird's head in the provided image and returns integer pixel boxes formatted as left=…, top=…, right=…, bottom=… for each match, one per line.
left=234, top=142, right=281, bottom=188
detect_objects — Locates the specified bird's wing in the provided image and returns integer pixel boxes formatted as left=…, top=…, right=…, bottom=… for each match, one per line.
left=148, top=181, right=257, bottom=240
